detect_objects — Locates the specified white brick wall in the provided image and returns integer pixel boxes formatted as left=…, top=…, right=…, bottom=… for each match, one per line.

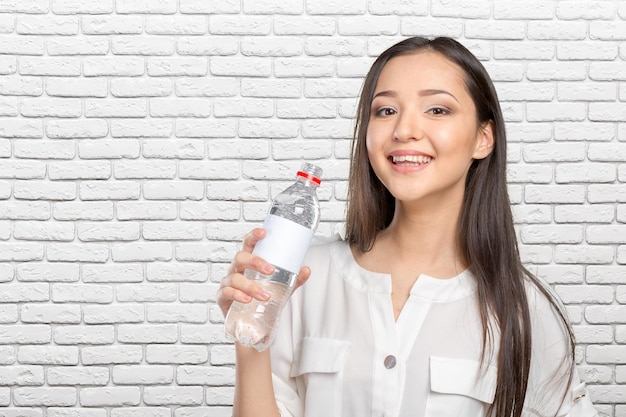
left=0, top=0, right=624, bottom=415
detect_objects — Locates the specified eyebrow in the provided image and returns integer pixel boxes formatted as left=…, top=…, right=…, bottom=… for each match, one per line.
left=373, top=89, right=460, bottom=104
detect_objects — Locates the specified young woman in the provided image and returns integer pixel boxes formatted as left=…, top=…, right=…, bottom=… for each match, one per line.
left=217, top=37, right=598, bottom=417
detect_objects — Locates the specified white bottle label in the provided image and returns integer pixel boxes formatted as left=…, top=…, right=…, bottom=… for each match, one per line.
left=252, top=214, right=314, bottom=274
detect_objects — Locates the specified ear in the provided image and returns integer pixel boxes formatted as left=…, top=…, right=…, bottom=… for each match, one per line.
left=472, top=120, right=495, bottom=160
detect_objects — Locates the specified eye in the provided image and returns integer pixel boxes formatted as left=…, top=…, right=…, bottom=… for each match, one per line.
left=374, top=107, right=397, bottom=117
left=427, top=107, right=450, bottom=116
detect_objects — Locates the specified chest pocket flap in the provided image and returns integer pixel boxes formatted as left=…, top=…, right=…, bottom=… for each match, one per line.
left=290, top=337, right=350, bottom=377
left=430, top=356, right=498, bottom=404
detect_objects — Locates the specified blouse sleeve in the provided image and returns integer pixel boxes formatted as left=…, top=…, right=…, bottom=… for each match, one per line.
left=270, top=292, right=304, bottom=417
left=522, top=283, right=598, bottom=417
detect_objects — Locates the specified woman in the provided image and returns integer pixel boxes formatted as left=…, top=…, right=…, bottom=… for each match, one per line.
left=217, top=37, right=598, bottom=417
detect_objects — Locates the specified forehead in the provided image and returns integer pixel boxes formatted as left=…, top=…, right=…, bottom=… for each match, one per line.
left=375, top=51, right=468, bottom=93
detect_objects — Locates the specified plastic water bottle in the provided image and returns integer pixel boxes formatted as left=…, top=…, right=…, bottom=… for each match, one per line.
left=225, top=163, right=322, bottom=352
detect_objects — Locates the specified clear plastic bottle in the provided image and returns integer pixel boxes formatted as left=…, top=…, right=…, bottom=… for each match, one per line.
left=224, top=163, right=322, bottom=352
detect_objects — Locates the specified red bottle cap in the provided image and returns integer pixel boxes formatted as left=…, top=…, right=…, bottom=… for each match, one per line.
left=297, top=170, right=321, bottom=185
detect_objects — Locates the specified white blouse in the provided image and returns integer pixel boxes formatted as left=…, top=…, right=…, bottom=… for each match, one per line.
left=269, top=239, right=597, bottom=417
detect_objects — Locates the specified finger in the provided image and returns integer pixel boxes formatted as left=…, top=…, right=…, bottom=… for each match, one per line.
left=241, top=228, right=266, bottom=253
left=293, top=266, right=311, bottom=291
left=230, top=251, right=274, bottom=276
left=228, top=272, right=271, bottom=302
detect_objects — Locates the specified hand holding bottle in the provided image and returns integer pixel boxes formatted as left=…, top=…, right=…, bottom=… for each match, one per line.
left=217, top=228, right=311, bottom=320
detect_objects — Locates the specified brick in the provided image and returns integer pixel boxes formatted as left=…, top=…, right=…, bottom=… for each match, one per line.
left=85, top=98, right=147, bottom=118
left=337, top=57, right=375, bottom=78
left=494, top=41, right=554, bottom=60
left=0, top=305, right=17, bottom=323
left=78, top=222, right=140, bottom=242
left=179, top=284, right=213, bottom=303
left=0, top=202, right=50, bottom=220
left=587, top=225, right=626, bottom=244
left=116, top=201, right=177, bottom=220
left=589, top=62, right=626, bottom=81
left=0, top=36, right=44, bottom=55
left=274, top=58, right=334, bottom=77
left=0, top=119, right=42, bottom=138
left=114, top=160, right=177, bottom=179
left=179, top=161, right=239, bottom=180
left=84, top=305, right=144, bottom=324
left=20, top=57, right=80, bottom=76
left=555, top=205, right=614, bottom=224
left=54, top=325, right=114, bottom=345
left=179, top=201, right=239, bottom=221
left=48, top=161, right=111, bottom=181
left=117, top=324, right=178, bottom=344
left=587, top=345, right=626, bottom=363
left=84, top=57, right=144, bottom=77
left=147, top=57, right=207, bottom=77
left=47, top=367, right=109, bottom=386
left=146, top=304, right=207, bottom=323
left=277, top=99, right=337, bottom=119
left=527, top=21, right=587, bottom=40
left=116, top=284, right=177, bottom=303
left=0, top=76, right=43, bottom=96
left=239, top=119, right=299, bottom=138
left=209, top=15, right=270, bottom=35
left=116, top=0, right=176, bottom=14
left=465, top=20, right=525, bottom=40
left=557, top=41, right=618, bottom=61
left=554, top=245, right=614, bottom=264
left=0, top=56, right=16, bottom=75
left=143, top=386, right=203, bottom=405
left=554, top=285, right=614, bottom=304
left=143, top=221, right=203, bottom=241
left=213, top=98, right=273, bottom=118
left=526, top=62, right=587, bottom=81
left=14, top=180, right=76, bottom=200
left=143, top=181, right=204, bottom=200
left=181, top=323, right=227, bottom=344
left=47, top=119, right=108, bottom=139
left=523, top=143, right=586, bottom=162
left=17, top=15, right=78, bottom=35
left=494, top=1, right=555, bottom=19
left=52, top=283, right=112, bottom=303
left=110, top=242, right=170, bottom=263
left=211, top=57, right=271, bottom=77
left=304, top=79, right=362, bottom=98
left=579, top=365, right=613, bottom=384
left=146, top=16, right=206, bottom=35
left=506, top=164, right=552, bottom=184
left=241, top=37, right=303, bottom=57
left=521, top=225, right=582, bottom=244
left=556, top=163, right=616, bottom=183
left=558, top=81, right=616, bottom=101
left=305, top=37, right=366, bottom=56
left=81, top=346, right=143, bottom=365
left=80, top=387, right=140, bottom=407
left=111, top=409, right=170, bottom=417
left=112, top=36, right=175, bottom=56
left=79, top=140, right=141, bottom=160
left=177, top=365, right=234, bottom=386
left=554, top=122, right=615, bottom=142
left=208, top=139, right=269, bottom=160
left=175, top=242, right=237, bottom=263
left=0, top=365, right=44, bottom=385
left=14, top=221, right=74, bottom=241
left=111, top=78, right=172, bottom=98
left=273, top=16, right=336, bottom=35
left=52, top=0, right=113, bottom=14
left=142, top=140, right=205, bottom=159
left=17, top=346, right=79, bottom=365
left=0, top=243, right=44, bottom=261
left=495, top=83, right=554, bottom=102
left=14, top=387, right=76, bottom=406
left=21, top=304, right=81, bottom=323
left=82, top=264, right=143, bottom=283
left=210, top=345, right=234, bottom=365
left=112, top=365, right=174, bottom=385
left=111, top=119, right=173, bottom=138
left=526, top=102, right=586, bottom=122
left=536, top=265, right=583, bottom=284
left=82, top=15, right=143, bottom=34
left=53, top=201, right=113, bottom=221
left=589, top=103, right=626, bottom=122
left=150, top=98, right=211, bottom=117
left=175, top=77, right=238, bottom=97
left=180, top=0, right=239, bottom=13
left=178, top=36, right=238, bottom=56
left=46, top=78, right=106, bottom=98
left=243, top=0, right=302, bottom=13
left=590, top=21, right=626, bottom=40
left=272, top=140, right=333, bottom=160
left=557, top=1, right=616, bottom=19
left=588, top=185, right=626, bottom=203
left=146, top=262, right=208, bottom=282
left=0, top=324, right=50, bottom=343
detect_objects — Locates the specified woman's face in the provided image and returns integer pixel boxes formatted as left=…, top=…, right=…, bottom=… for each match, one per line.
left=365, top=51, right=493, bottom=207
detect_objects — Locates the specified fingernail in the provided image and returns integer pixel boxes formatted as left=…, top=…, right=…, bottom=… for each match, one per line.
left=242, top=294, right=252, bottom=302
left=259, top=290, right=270, bottom=301
left=262, top=264, right=274, bottom=274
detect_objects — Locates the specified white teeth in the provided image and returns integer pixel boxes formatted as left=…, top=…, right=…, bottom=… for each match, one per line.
left=392, top=155, right=432, bottom=165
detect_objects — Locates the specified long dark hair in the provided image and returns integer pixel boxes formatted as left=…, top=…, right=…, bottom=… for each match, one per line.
left=345, top=37, right=575, bottom=417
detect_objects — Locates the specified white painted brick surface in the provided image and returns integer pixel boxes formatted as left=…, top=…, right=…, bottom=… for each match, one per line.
left=0, top=2, right=622, bottom=415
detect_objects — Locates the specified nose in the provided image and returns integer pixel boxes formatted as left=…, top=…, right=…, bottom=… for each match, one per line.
left=393, top=111, right=423, bottom=142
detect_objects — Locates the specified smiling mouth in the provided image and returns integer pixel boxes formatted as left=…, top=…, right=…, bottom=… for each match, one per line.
left=391, top=155, right=433, bottom=166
